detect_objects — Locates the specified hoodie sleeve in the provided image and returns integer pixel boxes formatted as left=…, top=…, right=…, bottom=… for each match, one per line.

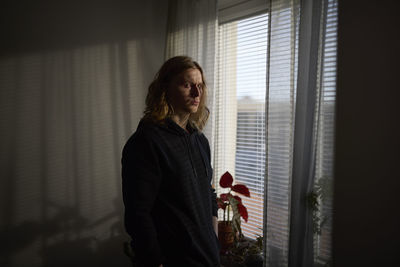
left=121, top=131, right=164, bottom=266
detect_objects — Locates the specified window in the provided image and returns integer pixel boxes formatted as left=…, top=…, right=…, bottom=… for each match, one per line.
left=214, top=13, right=268, bottom=239
left=214, top=1, right=337, bottom=265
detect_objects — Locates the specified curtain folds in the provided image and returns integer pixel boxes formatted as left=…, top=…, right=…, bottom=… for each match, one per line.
left=289, top=0, right=326, bottom=265
left=264, top=0, right=336, bottom=266
left=264, top=0, right=300, bottom=265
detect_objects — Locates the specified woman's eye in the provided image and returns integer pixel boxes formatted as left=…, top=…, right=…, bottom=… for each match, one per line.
left=184, top=83, right=191, bottom=88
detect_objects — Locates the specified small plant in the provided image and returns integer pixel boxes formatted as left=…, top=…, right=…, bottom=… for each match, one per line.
left=216, top=171, right=251, bottom=240
left=306, top=176, right=333, bottom=235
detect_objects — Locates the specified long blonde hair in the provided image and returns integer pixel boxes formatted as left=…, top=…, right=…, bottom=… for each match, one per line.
left=143, top=56, right=209, bottom=130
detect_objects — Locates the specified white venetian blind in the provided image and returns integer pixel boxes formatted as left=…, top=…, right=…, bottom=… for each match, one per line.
left=214, top=13, right=268, bottom=240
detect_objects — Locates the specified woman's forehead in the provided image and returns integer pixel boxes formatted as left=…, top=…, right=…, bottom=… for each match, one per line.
left=180, top=68, right=203, bottom=83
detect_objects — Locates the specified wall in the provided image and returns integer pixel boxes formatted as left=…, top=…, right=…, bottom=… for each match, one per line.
left=0, top=1, right=168, bottom=266
left=334, top=0, right=400, bottom=266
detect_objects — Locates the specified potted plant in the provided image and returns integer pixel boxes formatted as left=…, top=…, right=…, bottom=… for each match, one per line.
left=216, top=171, right=250, bottom=253
left=221, top=233, right=264, bottom=267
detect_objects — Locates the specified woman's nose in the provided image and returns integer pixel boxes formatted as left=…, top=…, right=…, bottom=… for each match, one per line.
left=191, top=85, right=200, bottom=97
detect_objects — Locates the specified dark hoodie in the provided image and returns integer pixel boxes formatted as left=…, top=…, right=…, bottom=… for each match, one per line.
left=121, top=118, right=220, bottom=267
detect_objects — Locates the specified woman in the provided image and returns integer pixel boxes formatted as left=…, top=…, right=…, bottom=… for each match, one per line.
left=122, top=56, right=220, bottom=267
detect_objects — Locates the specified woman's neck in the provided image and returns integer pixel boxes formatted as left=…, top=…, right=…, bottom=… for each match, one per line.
left=170, top=113, right=190, bottom=131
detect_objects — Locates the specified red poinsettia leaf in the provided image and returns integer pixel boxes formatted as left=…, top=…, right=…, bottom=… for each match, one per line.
left=233, top=195, right=242, bottom=203
left=237, top=203, right=248, bottom=222
left=232, top=184, right=250, bottom=197
left=220, top=193, right=227, bottom=201
left=220, top=171, right=233, bottom=188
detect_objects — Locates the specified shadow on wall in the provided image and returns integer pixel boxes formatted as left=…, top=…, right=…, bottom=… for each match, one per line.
left=0, top=199, right=130, bottom=267
left=0, top=0, right=167, bottom=266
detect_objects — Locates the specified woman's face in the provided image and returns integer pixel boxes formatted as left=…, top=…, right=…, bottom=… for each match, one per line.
left=168, top=68, right=204, bottom=115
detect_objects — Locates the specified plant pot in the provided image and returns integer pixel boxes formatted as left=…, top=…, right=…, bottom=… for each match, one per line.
left=218, top=221, right=235, bottom=254
left=244, top=253, right=263, bottom=267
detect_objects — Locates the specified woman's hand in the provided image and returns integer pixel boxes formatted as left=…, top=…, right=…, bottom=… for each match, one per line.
left=213, top=216, right=218, bottom=237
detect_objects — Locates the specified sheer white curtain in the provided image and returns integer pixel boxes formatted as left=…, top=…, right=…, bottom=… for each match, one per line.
left=0, top=1, right=167, bottom=266
left=165, top=0, right=218, bottom=143
left=264, top=1, right=299, bottom=265
left=0, top=43, right=165, bottom=267
left=264, top=0, right=337, bottom=266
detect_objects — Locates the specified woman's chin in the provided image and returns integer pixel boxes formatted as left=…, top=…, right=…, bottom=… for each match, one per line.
left=187, top=105, right=199, bottom=113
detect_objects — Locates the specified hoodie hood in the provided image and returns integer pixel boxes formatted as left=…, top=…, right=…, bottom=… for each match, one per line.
left=139, top=117, right=199, bottom=137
